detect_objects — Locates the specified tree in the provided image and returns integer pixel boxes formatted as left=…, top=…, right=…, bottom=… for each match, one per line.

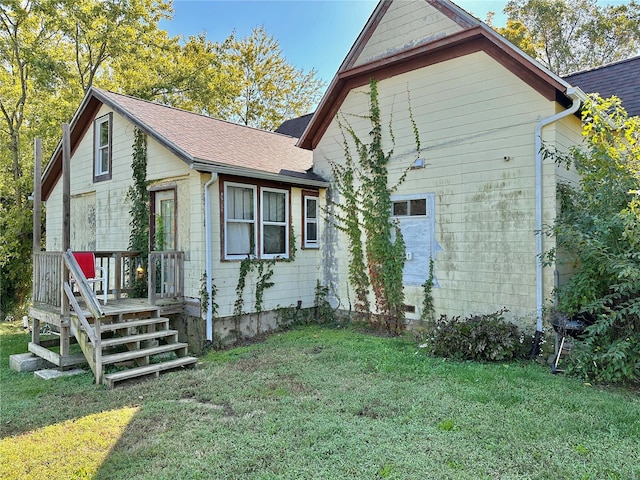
left=544, top=95, right=640, bottom=383
left=0, top=0, right=173, bottom=316
left=499, top=0, right=640, bottom=75
left=221, top=27, right=324, bottom=130
left=0, top=3, right=326, bottom=317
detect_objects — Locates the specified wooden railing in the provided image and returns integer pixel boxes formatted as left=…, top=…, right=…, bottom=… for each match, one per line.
left=33, top=252, right=63, bottom=308
left=148, top=251, right=184, bottom=304
left=63, top=249, right=104, bottom=384
left=33, top=250, right=185, bottom=309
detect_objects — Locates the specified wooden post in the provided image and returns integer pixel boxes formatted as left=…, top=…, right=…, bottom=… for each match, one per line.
left=32, top=139, right=42, bottom=344
left=60, top=124, right=71, bottom=359
left=114, top=252, right=122, bottom=300
left=33, top=138, right=42, bottom=252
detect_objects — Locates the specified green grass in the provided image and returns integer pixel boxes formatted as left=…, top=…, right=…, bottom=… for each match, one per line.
left=1, top=321, right=639, bottom=479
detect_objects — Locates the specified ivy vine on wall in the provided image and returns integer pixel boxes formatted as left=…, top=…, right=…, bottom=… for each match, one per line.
left=126, top=127, right=149, bottom=297
left=330, top=78, right=423, bottom=334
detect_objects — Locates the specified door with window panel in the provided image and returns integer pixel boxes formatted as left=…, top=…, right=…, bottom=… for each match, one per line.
left=154, top=190, right=176, bottom=251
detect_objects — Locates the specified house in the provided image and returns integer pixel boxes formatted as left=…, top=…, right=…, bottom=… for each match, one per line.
left=29, top=88, right=327, bottom=385
left=563, top=55, right=640, bottom=117
left=298, top=0, right=587, bottom=333
left=30, top=0, right=594, bottom=385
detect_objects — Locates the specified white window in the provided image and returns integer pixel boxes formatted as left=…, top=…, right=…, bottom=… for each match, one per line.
left=304, top=195, right=319, bottom=248
left=223, top=182, right=290, bottom=260
left=225, top=183, right=257, bottom=259
left=152, top=189, right=176, bottom=251
left=261, top=187, right=289, bottom=259
left=94, top=114, right=111, bottom=181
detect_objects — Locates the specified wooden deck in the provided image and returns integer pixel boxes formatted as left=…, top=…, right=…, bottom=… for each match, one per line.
left=28, top=250, right=196, bottom=386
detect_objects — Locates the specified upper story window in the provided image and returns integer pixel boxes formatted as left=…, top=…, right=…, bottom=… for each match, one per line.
left=93, top=113, right=112, bottom=182
left=223, top=181, right=289, bottom=260
left=303, top=194, right=319, bottom=248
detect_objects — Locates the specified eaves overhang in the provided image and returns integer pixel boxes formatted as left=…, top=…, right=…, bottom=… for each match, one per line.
left=298, top=0, right=577, bottom=151
left=190, top=161, right=329, bottom=189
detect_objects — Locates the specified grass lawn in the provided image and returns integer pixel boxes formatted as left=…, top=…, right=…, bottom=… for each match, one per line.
left=1, top=320, right=639, bottom=479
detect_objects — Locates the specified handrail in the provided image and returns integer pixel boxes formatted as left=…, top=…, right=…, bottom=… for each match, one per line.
left=63, top=249, right=104, bottom=384
left=63, top=282, right=98, bottom=345
left=63, top=249, right=104, bottom=320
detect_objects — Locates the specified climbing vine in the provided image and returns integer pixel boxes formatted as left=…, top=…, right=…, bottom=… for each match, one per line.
left=331, top=78, right=423, bottom=334
left=126, top=127, right=149, bottom=297
left=233, top=255, right=276, bottom=338
left=420, top=257, right=435, bottom=322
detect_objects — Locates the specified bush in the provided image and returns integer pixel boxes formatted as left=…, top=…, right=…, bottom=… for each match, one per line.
left=419, top=309, right=528, bottom=362
left=544, top=95, right=640, bottom=383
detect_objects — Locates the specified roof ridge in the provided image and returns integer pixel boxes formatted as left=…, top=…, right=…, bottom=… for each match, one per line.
left=93, top=87, right=297, bottom=138
left=563, top=55, right=640, bottom=77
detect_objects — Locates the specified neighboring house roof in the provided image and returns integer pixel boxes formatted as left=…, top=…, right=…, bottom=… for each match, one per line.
left=275, top=113, right=315, bottom=138
left=563, top=56, right=640, bottom=117
left=42, top=88, right=326, bottom=200
left=298, top=0, right=579, bottom=150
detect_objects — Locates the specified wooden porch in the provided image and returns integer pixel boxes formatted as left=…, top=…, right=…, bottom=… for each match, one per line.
left=29, top=250, right=198, bottom=387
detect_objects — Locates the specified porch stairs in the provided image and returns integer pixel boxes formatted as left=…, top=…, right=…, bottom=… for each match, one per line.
left=62, top=250, right=197, bottom=387
left=70, top=306, right=198, bottom=388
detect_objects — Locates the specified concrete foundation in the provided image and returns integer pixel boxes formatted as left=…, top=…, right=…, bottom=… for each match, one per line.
left=10, top=353, right=56, bottom=372
left=34, top=368, right=86, bottom=380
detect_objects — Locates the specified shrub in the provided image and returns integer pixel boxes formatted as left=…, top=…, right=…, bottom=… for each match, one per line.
left=419, top=309, right=528, bottom=362
left=543, top=95, right=640, bottom=383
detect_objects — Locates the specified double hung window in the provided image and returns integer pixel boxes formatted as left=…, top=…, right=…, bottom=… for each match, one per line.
left=93, top=113, right=112, bottom=182
left=224, top=182, right=289, bottom=260
left=303, top=195, right=319, bottom=248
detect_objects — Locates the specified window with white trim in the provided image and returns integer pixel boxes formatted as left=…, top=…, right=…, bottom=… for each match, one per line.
left=93, top=113, right=112, bottom=181
left=261, top=187, right=289, bottom=258
left=303, top=195, right=319, bottom=248
left=223, top=182, right=290, bottom=260
left=225, top=183, right=257, bottom=259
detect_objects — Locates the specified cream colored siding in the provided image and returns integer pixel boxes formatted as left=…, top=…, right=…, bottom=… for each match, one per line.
left=354, top=0, right=462, bottom=67
left=44, top=105, right=206, bottom=300
left=314, top=51, right=575, bottom=324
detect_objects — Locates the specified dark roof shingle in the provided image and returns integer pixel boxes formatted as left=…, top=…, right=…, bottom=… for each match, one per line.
left=275, top=113, right=314, bottom=138
left=563, top=56, right=640, bottom=117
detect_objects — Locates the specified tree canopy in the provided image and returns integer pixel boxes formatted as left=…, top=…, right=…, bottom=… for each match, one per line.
left=492, top=0, right=640, bottom=75
left=0, top=0, right=324, bottom=316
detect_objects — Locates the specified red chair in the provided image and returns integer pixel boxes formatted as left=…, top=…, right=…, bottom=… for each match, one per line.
left=72, top=252, right=108, bottom=305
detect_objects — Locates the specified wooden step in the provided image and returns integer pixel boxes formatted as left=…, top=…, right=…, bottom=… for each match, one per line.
left=103, top=356, right=198, bottom=388
left=101, top=343, right=188, bottom=365
left=100, top=330, right=179, bottom=348
left=99, top=317, right=170, bottom=333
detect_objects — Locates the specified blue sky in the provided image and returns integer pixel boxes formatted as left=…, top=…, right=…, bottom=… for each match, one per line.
left=160, top=0, right=626, bottom=85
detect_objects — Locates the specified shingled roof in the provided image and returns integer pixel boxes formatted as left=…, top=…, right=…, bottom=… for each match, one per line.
left=275, top=113, right=315, bottom=138
left=42, top=88, right=325, bottom=200
left=563, top=56, right=640, bottom=117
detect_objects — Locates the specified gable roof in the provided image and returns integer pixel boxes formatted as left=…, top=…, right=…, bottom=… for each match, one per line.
left=298, top=0, right=577, bottom=150
left=275, top=113, right=315, bottom=138
left=563, top=56, right=640, bottom=117
left=42, top=88, right=326, bottom=200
